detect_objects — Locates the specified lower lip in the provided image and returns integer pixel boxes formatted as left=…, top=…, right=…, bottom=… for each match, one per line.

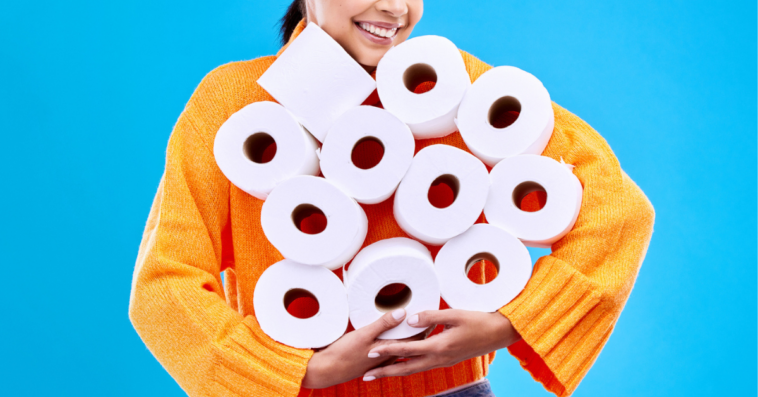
left=355, top=23, right=394, bottom=46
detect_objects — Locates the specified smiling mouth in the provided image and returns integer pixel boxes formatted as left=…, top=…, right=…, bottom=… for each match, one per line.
left=355, top=22, right=400, bottom=39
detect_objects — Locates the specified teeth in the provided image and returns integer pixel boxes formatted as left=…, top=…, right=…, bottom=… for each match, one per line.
left=358, top=22, right=398, bottom=38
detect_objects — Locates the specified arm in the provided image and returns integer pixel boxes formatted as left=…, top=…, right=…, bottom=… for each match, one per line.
left=362, top=103, right=655, bottom=397
left=498, top=104, right=655, bottom=396
left=129, top=62, right=428, bottom=395
left=128, top=64, right=313, bottom=397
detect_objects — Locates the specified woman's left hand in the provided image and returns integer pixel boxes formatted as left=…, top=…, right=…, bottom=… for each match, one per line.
left=362, top=309, right=522, bottom=381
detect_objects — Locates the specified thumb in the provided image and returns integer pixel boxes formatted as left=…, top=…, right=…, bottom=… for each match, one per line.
left=361, top=308, right=406, bottom=339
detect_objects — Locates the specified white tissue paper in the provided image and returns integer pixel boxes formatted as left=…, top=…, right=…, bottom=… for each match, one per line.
left=320, top=106, right=415, bottom=204
left=344, top=238, right=440, bottom=339
left=257, top=23, right=377, bottom=142
left=484, top=154, right=583, bottom=248
left=254, top=259, right=349, bottom=348
left=260, top=175, right=368, bottom=270
left=213, top=101, right=320, bottom=200
left=456, top=66, right=555, bottom=167
left=376, top=36, right=471, bottom=139
left=435, top=223, right=532, bottom=312
left=394, top=144, right=490, bottom=245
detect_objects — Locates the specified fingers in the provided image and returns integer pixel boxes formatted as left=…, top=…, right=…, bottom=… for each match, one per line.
left=368, top=338, right=439, bottom=358
left=422, top=325, right=435, bottom=339
left=360, top=308, right=406, bottom=340
left=376, top=357, right=398, bottom=367
left=363, top=356, right=437, bottom=381
left=406, top=309, right=465, bottom=328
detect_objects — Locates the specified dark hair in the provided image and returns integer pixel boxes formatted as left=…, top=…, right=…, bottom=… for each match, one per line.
left=280, top=0, right=305, bottom=46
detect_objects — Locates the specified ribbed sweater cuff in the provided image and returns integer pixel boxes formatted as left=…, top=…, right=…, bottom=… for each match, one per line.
left=499, top=255, right=604, bottom=396
left=210, top=316, right=313, bottom=396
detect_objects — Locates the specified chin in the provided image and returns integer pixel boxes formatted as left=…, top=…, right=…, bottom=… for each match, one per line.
left=354, top=51, right=388, bottom=69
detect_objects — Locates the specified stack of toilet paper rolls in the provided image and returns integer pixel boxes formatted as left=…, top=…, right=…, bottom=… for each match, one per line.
left=213, top=23, right=583, bottom=349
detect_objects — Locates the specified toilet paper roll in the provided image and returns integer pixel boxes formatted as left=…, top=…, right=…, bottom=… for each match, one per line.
left=456, top=66, right=554, bottom=167
left=257, top=23, right=377, bottom=142
left=484, top=154, right=583, bottom=248
left=320, top=106, right=415, bottom=204
left=261, top=175, right=368, bottom=270
left=435, top=224, right=532, bottom=312
left=254, top=259, right=349, bottom=348
left=394, top=145, right=490, bottom=245
left=376, top=36, right=471, bottom=139
left=213, top=101, right=320, bottom=200
left=344, top=238, right=440, bottom=339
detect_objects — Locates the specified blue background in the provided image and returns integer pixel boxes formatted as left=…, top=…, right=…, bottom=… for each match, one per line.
left=1, top=0, right=755, bottom=395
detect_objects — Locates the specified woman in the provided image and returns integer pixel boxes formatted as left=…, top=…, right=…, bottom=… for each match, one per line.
left=128, top=1, right=656, bottom=396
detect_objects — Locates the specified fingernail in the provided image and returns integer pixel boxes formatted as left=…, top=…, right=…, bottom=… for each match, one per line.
left=392, top=308, right=406, bottom=320
left=363, top=376, right=376, bottom=382
left=408, top=314, right=419, bottom=325
left=368, top=352, right=380, bottom=358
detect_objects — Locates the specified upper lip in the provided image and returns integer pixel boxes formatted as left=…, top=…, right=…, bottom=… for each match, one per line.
left=355, top=20, right=403, bottom=29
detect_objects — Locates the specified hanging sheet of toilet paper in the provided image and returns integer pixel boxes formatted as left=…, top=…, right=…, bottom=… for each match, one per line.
left=209, top=22, right=585, bottom=348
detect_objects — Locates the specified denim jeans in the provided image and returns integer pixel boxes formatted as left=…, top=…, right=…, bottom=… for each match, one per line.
left=433, top=380, right=495, bottom=397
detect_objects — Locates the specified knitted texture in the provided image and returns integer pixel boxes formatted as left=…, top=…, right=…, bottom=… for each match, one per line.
left=129, top=20, right=655, bottom=397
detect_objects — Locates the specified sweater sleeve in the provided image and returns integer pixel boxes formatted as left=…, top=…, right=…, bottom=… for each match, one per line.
left=498, top=104, right=656, bottom=396
left=128, top=64, right=313, bottom=397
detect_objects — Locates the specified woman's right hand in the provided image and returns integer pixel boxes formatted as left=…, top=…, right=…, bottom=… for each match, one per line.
left=302, top=308, right=411, bottom=389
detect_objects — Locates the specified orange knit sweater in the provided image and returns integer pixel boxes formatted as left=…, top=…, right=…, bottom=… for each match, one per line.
left=129, top=21, right=655, bottom=397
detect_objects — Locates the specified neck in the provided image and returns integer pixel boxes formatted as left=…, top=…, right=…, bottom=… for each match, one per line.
left=360, top=63, right=377, bottom=75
